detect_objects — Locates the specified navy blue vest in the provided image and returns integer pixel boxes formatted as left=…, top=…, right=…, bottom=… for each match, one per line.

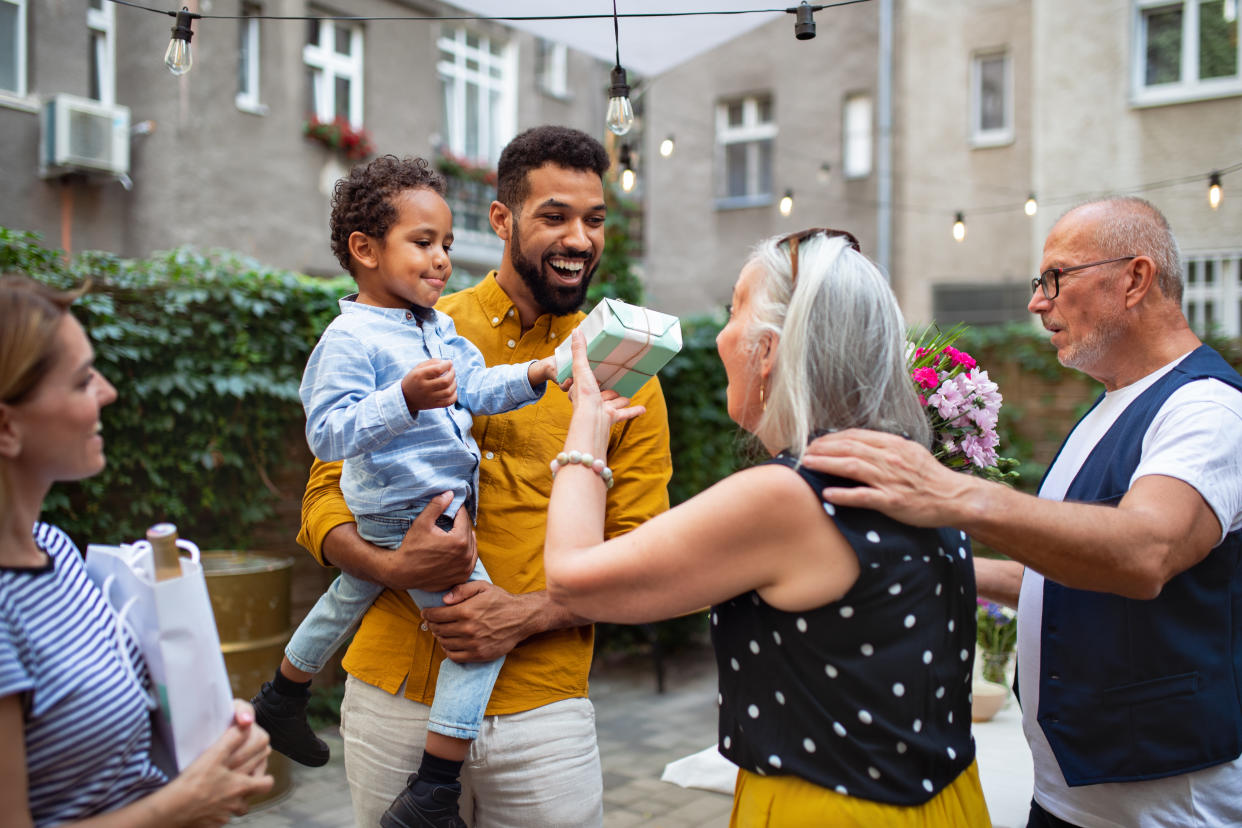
left=1036, top=345, right=1242, bottom=786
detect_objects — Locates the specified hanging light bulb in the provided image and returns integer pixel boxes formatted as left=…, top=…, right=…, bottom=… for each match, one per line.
left=779, top=189, right=794, bottom=217
left=659, top=135, right=675, bottom=157
left=817, top=162, right=832, bottom=184
left=952, top=212, right=966, bottom=242
left=606, top=65, right=635, bottom=136
left=618, top=143, right=636, bottom=193
left=164, top=7, right=197, bottom=76
left=1024, top=193, right=1038, bottom=216
left=792, top=1, right=818, bottom=40
left=1209, top=172, right=1223, bottom=210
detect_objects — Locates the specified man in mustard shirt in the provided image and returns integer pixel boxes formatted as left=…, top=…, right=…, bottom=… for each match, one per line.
left=297, top=125, right=672, bottom=827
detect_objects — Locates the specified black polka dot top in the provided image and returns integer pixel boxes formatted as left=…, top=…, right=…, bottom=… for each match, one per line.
left=710, top=454, right=978, bottom=805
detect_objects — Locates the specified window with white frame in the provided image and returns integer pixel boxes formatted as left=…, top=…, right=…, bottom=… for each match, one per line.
left=1134, top=0, right=1241, bottom=104
left=87, top=0, right=115, bottom=105
left=971, top=51, right=1011, bottom=146
left=536, top=38, right=568, bottom=98
left=236, top=3, right=264, bottom=113
left=716, top=94, right=775, bottom=207
left=842, top=93, right=872, bottom=179
left=1184, top=251, right=1242, bottom=337
left=304, top=17, right=364, bottom=126
left=0, top=0, right=27, bottom=98
left=437, top=26, right=515, bottom=166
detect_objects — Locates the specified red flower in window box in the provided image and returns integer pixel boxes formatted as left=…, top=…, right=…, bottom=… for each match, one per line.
left=303, top=116, right=375, bottom=161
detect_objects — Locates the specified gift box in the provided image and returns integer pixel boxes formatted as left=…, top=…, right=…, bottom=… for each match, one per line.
left=555, top=298, right=682, bottom=398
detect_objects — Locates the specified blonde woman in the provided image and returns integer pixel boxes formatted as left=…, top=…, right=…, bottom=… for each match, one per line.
left=0, top=276, right=273, bottom=827
left=545, top=231, right=991, bottom=826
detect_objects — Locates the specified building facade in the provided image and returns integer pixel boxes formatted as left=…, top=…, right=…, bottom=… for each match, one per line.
left=0, top=0, right=612, bottom=279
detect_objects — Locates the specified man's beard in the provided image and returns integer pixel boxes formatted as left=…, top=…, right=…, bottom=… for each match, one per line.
left=510, top=219, right=597, bottom=316
left=1056, top=306, right=1127, bottom=374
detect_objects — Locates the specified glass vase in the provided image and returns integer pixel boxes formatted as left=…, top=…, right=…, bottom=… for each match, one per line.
left=980, top=650, right=1013, bottom=685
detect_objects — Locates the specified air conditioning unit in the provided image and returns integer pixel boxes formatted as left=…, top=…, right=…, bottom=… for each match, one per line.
left=39, top=93, right=131, bottom=179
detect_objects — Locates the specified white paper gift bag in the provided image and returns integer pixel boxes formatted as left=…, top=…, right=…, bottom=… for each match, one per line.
left=85, top=536, right=233, bottom=772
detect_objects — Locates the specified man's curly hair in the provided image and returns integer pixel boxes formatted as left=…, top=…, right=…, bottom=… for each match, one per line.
left=496, top=126, right=609, bottom=212
left=329, top=155, right=446, bottom=275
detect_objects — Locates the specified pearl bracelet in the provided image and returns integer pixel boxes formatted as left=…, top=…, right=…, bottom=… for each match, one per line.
left=550, top=449, right=614, bottom=489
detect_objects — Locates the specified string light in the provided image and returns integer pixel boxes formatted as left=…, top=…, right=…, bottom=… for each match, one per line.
left=791, top=1, right=821, bottom=39
left=1024, top=193, right=1037, bottom=216
left=619, top=144, right=636, bottom=192
left=164, top=7, right=198, bottom=76
left=817, top=161, right=832, bottom=183
left=659, top=135, right=675, bottom=157
left=1209, top=172, right=1222, bottom=210
left=779, top=189, right=794, bottom=216
left=952, top=212, right=966, bottom=242
left=605, top=1, right=635, bottom=136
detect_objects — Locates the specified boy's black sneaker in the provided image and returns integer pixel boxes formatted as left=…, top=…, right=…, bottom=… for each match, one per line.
left=250, top=681, right=329, bottom=767
left=379, top=774, right=466, bottom=828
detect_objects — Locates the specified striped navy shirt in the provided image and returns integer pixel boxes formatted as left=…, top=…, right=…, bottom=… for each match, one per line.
left=0, top=523, right=167, bottom=825
left=301, top=297, right=543, bottom=522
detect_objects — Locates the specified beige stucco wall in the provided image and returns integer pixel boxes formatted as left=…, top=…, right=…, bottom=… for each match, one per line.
left=641, top=2, right=879, bottom=316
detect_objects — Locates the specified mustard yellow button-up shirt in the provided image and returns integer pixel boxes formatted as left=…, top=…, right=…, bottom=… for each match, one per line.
left=297, top=273, right=673, bottom=714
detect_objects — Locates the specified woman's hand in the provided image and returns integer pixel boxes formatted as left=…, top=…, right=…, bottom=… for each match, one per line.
left=162, top=700, right=274, bottom=826
left=566, top=329, right=646, bottom=428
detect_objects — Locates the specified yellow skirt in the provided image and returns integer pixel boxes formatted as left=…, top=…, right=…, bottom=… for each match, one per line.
left=729, top=760, right=991, bottom=828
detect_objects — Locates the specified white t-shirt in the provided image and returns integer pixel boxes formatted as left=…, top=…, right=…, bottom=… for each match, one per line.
left=1018, top=353, right=1242, bottom=828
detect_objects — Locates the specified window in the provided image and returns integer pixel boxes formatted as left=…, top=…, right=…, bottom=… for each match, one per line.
left=87, top=0, right=115, bottom=105
left=304, top=17, right=364, bottom=126
left=236, top=3, right=265, bottom=113
left=716, top=94, right=776, bottom=208
left=437, top=27, right=515, bottom=166
left=842, top=93, right=872, bottom=179
left=1184, top=251, right=1241, bottom=336
left=536, top=38, right=568, bottom=98
left=933, top=283, right=1032, bottom=327
left=1134, top=0, right=1241, bottom=104
left=0, top=0, right=26, bottom=98
left=971, top=51, right=1011, bottom=146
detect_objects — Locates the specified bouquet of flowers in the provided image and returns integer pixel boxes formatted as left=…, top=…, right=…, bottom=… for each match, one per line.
left=976, top=599, right=1017, bottom=684
left=907, top=324, right=1019, bottom=485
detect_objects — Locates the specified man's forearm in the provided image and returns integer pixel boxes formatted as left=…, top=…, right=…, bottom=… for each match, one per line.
left=319, top=522, right=389, bottom=584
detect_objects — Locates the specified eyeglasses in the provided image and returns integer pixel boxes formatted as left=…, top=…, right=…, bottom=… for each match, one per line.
left=1031, top=256, right=1136, bottom=300
left=779, top=227, right=861, bottom=286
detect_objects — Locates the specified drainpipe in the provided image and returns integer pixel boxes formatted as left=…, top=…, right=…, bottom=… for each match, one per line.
left=876, top=0, right=893, bottom=278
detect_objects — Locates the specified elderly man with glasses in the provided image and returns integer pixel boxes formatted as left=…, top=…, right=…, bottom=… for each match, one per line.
left=804, top=197, right=1242, bottom=828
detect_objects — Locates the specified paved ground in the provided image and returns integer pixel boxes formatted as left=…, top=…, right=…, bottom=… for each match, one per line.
left=234, top=645, right=730, bottom=828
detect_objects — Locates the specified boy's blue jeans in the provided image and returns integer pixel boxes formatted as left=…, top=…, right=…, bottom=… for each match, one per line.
left=284, top=511, right=503, bottom=741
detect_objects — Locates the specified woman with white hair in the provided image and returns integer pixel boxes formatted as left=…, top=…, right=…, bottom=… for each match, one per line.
left=545, top=230, right=991, bottom=825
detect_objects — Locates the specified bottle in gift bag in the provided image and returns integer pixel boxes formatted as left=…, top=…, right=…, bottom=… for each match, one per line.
left=147, top=522, right=183, bottom=581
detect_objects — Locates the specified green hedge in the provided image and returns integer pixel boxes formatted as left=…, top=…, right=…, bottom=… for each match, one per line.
left=2, top=227, right=348, bottom=549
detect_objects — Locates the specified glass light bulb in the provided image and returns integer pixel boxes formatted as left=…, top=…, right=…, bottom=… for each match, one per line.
left=1209, top=183, right=1222, bottom=210
left=165, top=37, right=192, bottom=76
left=659, top=137, right=675, bottom=157
left=953, top=219, right=966, bottom=242
left=620, top=168, right=636, bottom=192
left=606, top=95, right=634, bottom=136
left=1024, top=196, right=1038, bottom=216
left=779, top=193, right=794, bottom=217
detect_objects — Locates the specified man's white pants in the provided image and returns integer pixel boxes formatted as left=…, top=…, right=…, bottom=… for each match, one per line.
left=339, top=674, right=604, bottom=827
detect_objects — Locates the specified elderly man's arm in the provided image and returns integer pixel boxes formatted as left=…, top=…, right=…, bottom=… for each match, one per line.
left=802, top=429, right=1222, bottom=600
left=297, top=458, right=477, bottom=592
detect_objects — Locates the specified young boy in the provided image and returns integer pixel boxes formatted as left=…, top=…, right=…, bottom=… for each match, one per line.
left=252, top=155, right=562, bottom=828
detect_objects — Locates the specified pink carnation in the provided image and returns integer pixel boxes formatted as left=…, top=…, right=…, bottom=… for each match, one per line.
left=912, top=367, right=940, bottom=390
left=944, top=347, right=977, bottom=370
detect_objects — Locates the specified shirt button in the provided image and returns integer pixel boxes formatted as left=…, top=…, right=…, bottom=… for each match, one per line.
left=507, top=309, right=514, bottom=317
left=484, top=451, right=495, bottom=460
left=492, top=316, right=500, bottom=325
left=550, top=331, right=557, bottom=339
left=405, top=311, right=413, bottom=320
left=507, top=339, right=516, bottom=348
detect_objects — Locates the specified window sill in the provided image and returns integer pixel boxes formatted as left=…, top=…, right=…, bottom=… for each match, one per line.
left=714, top=194, right=774, bottom=211
left=0, top=92, right=39, bottom=114
left=970, top=130, right=1014, bottom=149
left=235, top=96, right=269, bottom=116
left=1130, top=80, right=1242, bottom=109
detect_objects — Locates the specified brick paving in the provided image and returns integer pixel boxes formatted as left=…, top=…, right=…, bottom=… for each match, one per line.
left=234, top=645, right=730, bottom=827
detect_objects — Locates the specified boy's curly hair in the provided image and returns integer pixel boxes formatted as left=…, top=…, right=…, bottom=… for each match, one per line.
left=330, top=155, right=446, bottom=275
left=496, top=126, right=609, bottom=212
